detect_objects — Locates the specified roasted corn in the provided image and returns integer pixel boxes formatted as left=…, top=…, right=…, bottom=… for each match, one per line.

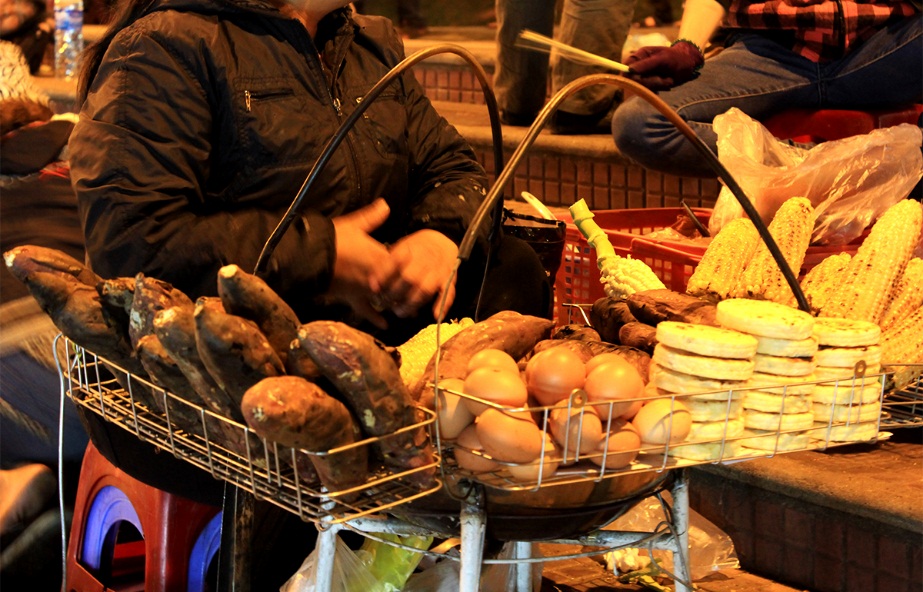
left=881, top=305, right=923, bottom=389
left=800, top=252, right=852, bottom=314
left=880, top=258, right=923, bottom=331
left=821, top=200, right=923, bottom=325
left=731, top=197, right=814, bottom=305
left=686, top=217, right=760, bottom=301
left=398, top=318, right=475, bottom=389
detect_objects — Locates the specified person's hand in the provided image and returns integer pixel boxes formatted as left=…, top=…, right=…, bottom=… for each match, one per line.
left=371, top=229, right=459, bottom=321
left=625, top=40, right=704, bottom=91
left=330, top=198, right=395, bottom=329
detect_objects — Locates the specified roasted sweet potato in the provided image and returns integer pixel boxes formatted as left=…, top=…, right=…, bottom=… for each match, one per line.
left=16, top=270, right=141, bottom=374
left=627, top=289, right=718, bottom=327
left=96, top=277, right=135, bottom=344
left=411, top=310, right=555, bottom=402
left=286, top=338, right=322, bottom=380
left=154, top=305, right=241, bottom=421
left=552, top=324, right=601, bottom=342
left=590, top=297, right=638, bottom=343
left=129, top=274, right=193, bottom=350
left=298, top=321, right=435, bottom=488
left=618, top=322, right=658, bottom=354
left=217, top=265, right=301, bottom=365
left=242, top=376, right=367, bottom=496
left=194, top=297, right=284, bottom=409
left=136, top=333, right=208, bottom=432
left=4, top=245, right=99, bottom=287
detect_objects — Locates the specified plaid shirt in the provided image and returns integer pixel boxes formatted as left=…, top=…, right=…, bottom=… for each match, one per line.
left=726, top=0, right=919, bottom=61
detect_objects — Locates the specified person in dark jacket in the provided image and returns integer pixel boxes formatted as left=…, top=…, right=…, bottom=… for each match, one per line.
left=67, top=1, right=551, bottom=587
left=70, top=0, right=551, bottom=346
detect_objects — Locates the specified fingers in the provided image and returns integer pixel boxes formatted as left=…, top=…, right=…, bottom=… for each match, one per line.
left=431, top=281, right=456, bottom=322
left=335, top=197, right=390, bottom=233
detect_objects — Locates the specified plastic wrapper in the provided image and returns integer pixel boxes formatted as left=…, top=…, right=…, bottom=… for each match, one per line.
left=709, top=107, right=923, bottom=246
left=602, top=496, right=738, bottom=581
left=280, top=534, right=431, bottom=592
left=404, top=542, right=543, bottom=592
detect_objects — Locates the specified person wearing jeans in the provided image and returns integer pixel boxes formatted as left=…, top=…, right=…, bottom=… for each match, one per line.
left=494, top=0, right=637, bottom=134
left=612, top=0, right=922, bottom=177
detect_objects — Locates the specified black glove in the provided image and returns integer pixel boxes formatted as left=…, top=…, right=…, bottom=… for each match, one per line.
left=626, top=40, right=705, bottom=91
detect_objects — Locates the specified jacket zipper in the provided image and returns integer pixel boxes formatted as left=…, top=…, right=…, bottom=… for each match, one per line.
left=244, top=88, right=296, bottom=112
left=315, top=51, right=363, bottom=200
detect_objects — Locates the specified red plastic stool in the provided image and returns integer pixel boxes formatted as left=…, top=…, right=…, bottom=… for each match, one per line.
left=762, top=104, right=923, bottom=143
left=65, top=441, right=222, bottom=592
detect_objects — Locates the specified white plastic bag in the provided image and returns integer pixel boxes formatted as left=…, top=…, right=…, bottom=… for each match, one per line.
left=709, top=107, right=923, bottom=245
left=280, top=536, right=380, bottom=592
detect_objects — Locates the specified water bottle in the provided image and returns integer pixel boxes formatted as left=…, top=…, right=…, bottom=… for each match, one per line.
left=54, top=0, right=84, bottom=78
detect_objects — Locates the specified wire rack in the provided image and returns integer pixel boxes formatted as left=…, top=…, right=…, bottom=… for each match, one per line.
left=881, top=364, right=923, bottom=428
left=57, top=336, right=442, bottom=525
left=434, top=366, right=903, bottom=494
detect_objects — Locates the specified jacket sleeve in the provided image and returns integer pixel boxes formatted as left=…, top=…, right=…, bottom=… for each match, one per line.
left=69, top=26, right=336, bottom=302
left=399, top=64, right=492, bottom=255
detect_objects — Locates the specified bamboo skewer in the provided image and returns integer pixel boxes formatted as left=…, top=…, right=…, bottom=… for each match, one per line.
left=517, top=29, right=630, bottom=73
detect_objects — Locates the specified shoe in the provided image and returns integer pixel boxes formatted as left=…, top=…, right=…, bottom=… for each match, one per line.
left=499, top=110, right=536, bottom=127
left=548, top=110, right=612, bottom=135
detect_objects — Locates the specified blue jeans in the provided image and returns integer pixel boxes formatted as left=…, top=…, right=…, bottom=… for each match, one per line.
left=494, top=0, right=636, bottom=119
left=611, top=16, right=923, bottom=177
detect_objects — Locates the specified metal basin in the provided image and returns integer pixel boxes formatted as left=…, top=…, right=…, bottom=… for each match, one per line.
left=392, top=468, right=671, bottom=541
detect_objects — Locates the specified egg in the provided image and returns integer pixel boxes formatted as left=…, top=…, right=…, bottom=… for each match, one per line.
left=463, top=366, right=529, bottom=415
left=583, top=357, right=645, bottom=421
left=454, top=424, right=499, bottom=473
left=507, top=433, right=561, bottom=483
left=589, top=420, right=641, bottom=470
left=466, top=348, right=521, bottom=375
left=434, top=378, right=474, bottom=440
left=631, top=398, right=692, bottom=445
left=586, top=352, right=629, bottom=375
left=525, top=346, right=587, bottom=406
left=548, top=405, right=603, bottom=463
left=476, top=408, right=545, bottom=464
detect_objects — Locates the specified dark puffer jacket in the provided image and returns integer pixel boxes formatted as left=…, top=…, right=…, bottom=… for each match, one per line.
left=69, top=2, right=489, bottom=320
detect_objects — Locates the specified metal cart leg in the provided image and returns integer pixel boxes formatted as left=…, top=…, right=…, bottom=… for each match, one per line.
left=458, top=487, right=487, bottom=592
left=313, top=523, right=342, bottom=592
left=216, top=483, right=252, bottom=592
left=671, top=470, right=693, bottom=592
left=512, top=541, right=533, bottom=592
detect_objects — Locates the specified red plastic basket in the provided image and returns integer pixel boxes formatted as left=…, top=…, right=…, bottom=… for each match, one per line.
left=553, top=207, right=863, bottom=323
left=553, top=207, right=710, bottom=323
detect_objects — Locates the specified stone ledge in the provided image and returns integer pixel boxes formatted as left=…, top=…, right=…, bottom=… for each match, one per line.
left=689, top=432, right=923, bottom=537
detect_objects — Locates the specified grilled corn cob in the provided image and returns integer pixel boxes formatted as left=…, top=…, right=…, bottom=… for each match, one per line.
left=880, top=258, right=923, bottom=331
left=397, top=318, right=475, bottom=389
left=731, top=197, right=814, bottom=305
left=686, top=217, right=760, bottom=301
left=800, top=252, right=852, bottom=314
left=570, top=199, right=666, bottom=299
left=881, top=305, right=923, bottom=389
left=821, top=199, right=923, bottom=325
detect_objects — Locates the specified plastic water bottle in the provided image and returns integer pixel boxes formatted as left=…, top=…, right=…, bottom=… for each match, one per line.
left=54, top=0, right=84, bottom=78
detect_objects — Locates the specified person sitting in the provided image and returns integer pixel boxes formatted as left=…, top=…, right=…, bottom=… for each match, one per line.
left=67, top=1, right=551, bottom=587
left=611, top=0, right=922, bottom=178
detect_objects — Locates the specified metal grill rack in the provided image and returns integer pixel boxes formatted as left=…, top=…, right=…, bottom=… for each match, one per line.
left=58, top=336, right=442, bottom=525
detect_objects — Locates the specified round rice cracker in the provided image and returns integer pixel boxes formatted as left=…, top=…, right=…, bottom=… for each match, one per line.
left=812, top=383, right=882, bottom=405
left=650, top=364, right=747, bottom=400
left=747, top=372, right=818, bottom=395
left=667, top=440, right=744, bottom=461
left=685, top=398, right=743, bottom=422
left=814, top=345, right=881, bottom=368
left=753, top=353, right=816, bottom=377
left=743, top=410, right=814, bottom=431
left=813, top=317, right=881, bottom=347
left=743, top=391, right=812, bottom=414
left=653, top=344, right=755, bottom=381
left=716, top=299, right=815, bottom=340
left=739, top=428, right=811, bottom=452
left=813, top=364, right=881, bottom=381
left=813, top=401, right=882, bottom=423
left=655, top=321, right=759, bottom=359
left=809, top=420, right=880, bottom=443
left=756, top=335, right=818, bottom=358
left=686, top=418, right=745, bottom=442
